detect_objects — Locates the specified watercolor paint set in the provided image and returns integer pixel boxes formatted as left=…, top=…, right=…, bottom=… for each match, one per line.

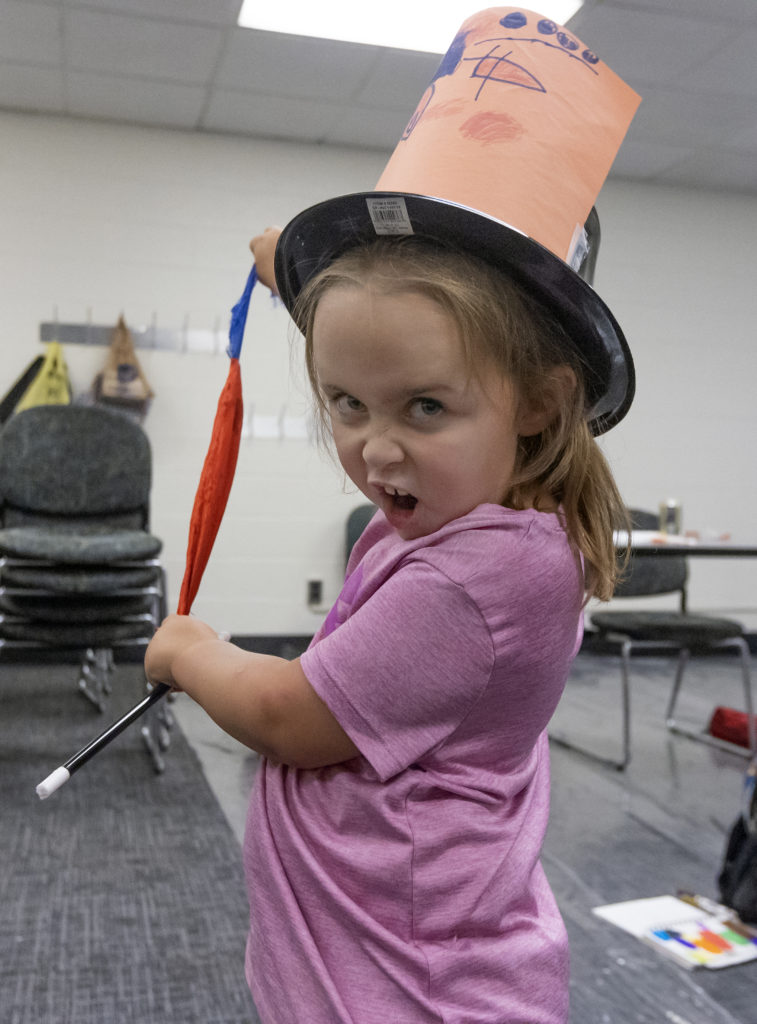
left=593, top=894, right=757, bottom=971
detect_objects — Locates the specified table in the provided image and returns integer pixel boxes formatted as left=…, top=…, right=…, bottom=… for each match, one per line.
left=614, top=531, right=757, bottom=558
left=591, top=531, right=757, bottom=764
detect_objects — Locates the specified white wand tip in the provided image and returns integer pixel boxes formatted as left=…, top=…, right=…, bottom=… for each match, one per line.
left=36, top=766, right=71, bottom=800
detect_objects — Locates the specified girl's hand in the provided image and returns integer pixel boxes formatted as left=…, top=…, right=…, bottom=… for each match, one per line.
left=145, top=614, right=218, bottom=691
left=145, top=614, right=359, bottom=768
left=249, top=226, right=282, bottom=294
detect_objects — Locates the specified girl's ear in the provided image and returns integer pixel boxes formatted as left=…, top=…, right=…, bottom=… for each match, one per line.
left=517, top=366, right=577, bottom=437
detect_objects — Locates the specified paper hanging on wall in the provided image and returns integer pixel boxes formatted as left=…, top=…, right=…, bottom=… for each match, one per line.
left=93, top=316, right=154, bottom=416
left=15, top=342, right=71, bottom=413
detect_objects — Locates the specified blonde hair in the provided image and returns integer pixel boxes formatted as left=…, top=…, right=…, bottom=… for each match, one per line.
left=294, top=236, right=628, bottom=601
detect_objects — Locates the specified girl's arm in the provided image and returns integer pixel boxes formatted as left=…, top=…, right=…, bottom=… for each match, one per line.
left=145, top=615, right=359, bottom=769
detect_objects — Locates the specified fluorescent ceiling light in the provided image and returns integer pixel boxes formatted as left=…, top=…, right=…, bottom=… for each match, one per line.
left=237, top=2, right=584, bottom=54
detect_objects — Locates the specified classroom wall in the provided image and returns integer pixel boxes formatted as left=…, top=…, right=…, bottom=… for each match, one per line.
left=2, top=110, right=756, bottom=635
left=590, top=179, right=757, bottom=629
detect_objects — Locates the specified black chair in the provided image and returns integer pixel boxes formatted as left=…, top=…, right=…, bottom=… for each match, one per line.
left=556, top=508, right=754, bottom=770
left=0, top=404, right=170, bottom=770
left=345, top=503, right=377, bottom=568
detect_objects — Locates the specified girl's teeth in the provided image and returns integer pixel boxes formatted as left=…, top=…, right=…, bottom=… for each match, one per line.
left=382, top=485, right=417, bottom=511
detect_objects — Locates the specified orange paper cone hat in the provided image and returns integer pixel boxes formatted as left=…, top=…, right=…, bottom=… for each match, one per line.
left=275, top=7, right=641, bottom=433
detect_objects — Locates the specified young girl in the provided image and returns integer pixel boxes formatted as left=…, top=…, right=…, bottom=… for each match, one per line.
left=145, top=223, right=628, bottom=1023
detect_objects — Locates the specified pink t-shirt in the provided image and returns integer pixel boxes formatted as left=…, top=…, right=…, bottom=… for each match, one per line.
left=244, top=504, right=583, bottom=1023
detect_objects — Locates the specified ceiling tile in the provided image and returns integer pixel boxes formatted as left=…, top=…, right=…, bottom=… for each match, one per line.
left=202, top=88, right=342, bottom=143
left=0, top=0, right=62, bottom=65
left=353, top=48, right=440, bottom=109
left=63, top=6, right=223, bottom=82
left=658, top=147, right=757, bottom=193
left=609, top=138, right=695, bottom=181
left=590, top=0, right=757, bottom=21
left=570, top=5, right=735, bottom=86
left=676, top=28, right=757, bottom=97
left=723, top=113, right=757, bottom=150
left=629, top=85, right=757, bottom=148
left=0, top=61, right=64, bottom=111
left=216, top=29, right=377, bottom=100
left=66, top=70, right=207, bottom=127
left=324, top=104, right=407, bottom=151
left=69, top=0, right=240, bottom=26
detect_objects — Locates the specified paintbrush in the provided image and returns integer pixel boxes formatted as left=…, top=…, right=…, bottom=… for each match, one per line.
left=676, top=890, right=757, bottom=942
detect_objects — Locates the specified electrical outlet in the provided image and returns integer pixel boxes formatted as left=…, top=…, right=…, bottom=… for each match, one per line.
left=307, top=579, right=323, bottom=607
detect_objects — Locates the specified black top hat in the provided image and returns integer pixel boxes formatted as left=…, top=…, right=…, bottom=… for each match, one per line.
left=275, top=192, right=634, bottom=434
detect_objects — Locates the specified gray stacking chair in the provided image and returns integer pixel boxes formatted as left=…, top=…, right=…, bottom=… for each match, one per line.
left=557, top=509, right=754, bottom=770
left=0, top=404, right=170, bottom=770
left=345, top=503, right=376, bottom=569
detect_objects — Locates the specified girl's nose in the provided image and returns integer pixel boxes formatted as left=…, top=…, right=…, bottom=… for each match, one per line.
left=362, top=427, right=403, bottom=471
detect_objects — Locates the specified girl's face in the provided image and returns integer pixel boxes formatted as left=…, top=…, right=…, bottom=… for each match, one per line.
left=312, top=284, right=532, bottom=541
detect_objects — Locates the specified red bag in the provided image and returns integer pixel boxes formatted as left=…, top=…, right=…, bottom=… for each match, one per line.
left=709, top=706, right=757, bottom=749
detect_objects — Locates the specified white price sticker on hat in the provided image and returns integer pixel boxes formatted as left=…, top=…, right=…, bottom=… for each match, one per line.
left=366, top=197, right=413, bottom=236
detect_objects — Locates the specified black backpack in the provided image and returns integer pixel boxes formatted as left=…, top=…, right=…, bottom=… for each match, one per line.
left=718, top=761, right=757, bottom=924
left=718, top=817, right=757, bottom=924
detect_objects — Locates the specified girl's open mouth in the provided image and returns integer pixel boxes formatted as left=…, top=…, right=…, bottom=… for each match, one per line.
left=383, top=486, right=418, bottom=512
left=393, top=492, right=417, bottom=511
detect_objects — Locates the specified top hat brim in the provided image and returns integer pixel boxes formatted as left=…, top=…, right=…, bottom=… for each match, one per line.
left=274, top=192, right=634, bottom=435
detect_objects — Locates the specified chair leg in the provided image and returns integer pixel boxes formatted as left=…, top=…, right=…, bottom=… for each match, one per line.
left=736, top=637, right=756, bottom=756
left=665, top=638, right=755, bottom=758
left=549, top=640, right=631, bottom=771
left=77, top=647, right=114, bottom=712
left=664, top=647, right=690, bottom=727
left=618, top=639, right=632, bottom=769
left=140, top=680, right=173, bottom=773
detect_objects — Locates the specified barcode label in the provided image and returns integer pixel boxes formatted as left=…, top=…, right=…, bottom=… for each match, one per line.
left=366, top=197, right=414, bottom=236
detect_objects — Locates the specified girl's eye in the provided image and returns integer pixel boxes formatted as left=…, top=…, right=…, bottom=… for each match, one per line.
left=410, top=397, right=444, bottom=419
left=331, top=393, right=365, bottom=417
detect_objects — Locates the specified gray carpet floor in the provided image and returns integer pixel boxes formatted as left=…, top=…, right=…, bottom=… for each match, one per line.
left=548, top=651, right=757, bottom=1024
left=3, top=650, right=756, bottom=1024
left=0, top=662, right=257, bottom=1024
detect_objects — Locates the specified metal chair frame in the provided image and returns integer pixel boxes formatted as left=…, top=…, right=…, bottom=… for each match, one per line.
left=553, top=509, right=755, bottom=770
left=559, top=634, right=755, bottom=771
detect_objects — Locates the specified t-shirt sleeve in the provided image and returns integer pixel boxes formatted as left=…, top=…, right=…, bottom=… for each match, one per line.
left=300, top=561, right=494, bottom=781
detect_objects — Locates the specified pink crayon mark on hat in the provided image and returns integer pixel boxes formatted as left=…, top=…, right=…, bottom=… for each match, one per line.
left=460, top=111, right=524, bottom=145
left=425, top=98, right=468, bottom=123
left=403, top=95, right=468, bottom=139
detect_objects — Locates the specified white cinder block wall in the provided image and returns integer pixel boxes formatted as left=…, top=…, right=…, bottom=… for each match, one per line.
left=2, top=111, right=756, bottom=635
